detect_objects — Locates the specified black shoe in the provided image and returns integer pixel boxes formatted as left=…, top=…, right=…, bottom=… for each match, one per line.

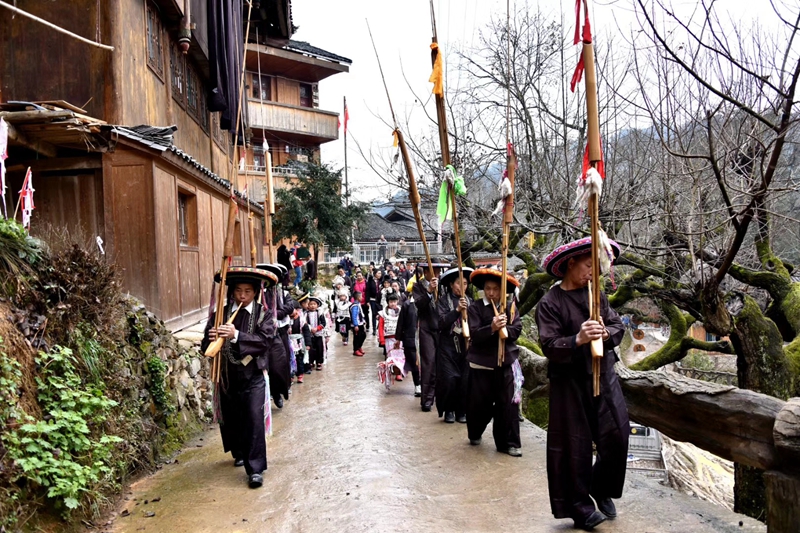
left=574, top=511, right=606, bottom=531
left=505, top=447, right=522, bottom=457
left=233, top=458, right=244, bottom=467
left=456, top=414, right=467, bottom=424
left=248, top=473, right=263, bottom=488
left=469, top=438, right=482, bottom=446
left=444, top=411, right=456, bottom=423
left=274, top=396, right=284, bottom=409
left=596, top=498, right=617, bottom=519
left=421, top=403, right=432, bottom=412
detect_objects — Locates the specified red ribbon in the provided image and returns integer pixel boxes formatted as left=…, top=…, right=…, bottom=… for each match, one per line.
left=581, top=142, right=605, bottom=181
left=570, top=0, right=594, bottom=93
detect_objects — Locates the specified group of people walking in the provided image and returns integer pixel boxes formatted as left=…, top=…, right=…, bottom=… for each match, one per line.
left=199, top=236, right=630, bottom=532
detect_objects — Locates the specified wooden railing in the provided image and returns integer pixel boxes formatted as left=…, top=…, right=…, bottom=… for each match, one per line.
left=247, top=100, right=339, bottom=140
left=518, top=349, right=800, bottom=532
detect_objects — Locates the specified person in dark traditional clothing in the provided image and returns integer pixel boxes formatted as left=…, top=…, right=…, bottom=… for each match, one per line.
left=277, top=244, right=292, bottom=286
left=306, top=297, right=327, bottom=370
left=466, top=268, right=523, bottom=457
left=289, top=296, right=311, bottom=384
left=367, top=269, right=381, bottom=335
left=412, top=261, right=450, bottom=411
left=436, top=266, right=474, bottom=424
left=536, top=237, right=628, bottom=531
left=304, top=256, right=317, bottom=281
left=201, top=266, right=277, bottom=488
left=258, top=263, right=293, bottom=407
left=394, top=284, right=420, bottom=393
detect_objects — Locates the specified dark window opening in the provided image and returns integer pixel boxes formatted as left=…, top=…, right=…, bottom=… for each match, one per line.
left=252, top=74, right=272, bottom=101
left=146, top=2, right=165, bottom=79
left=178, top=191, right=198, bottom=247
left=299, top=83, right=313, bottom=108
left=170, top=43, right=185, bottom=107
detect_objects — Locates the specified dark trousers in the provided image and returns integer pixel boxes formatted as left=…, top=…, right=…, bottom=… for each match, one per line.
left=547, top=370, right=630, bottom=520
left=219, top=366, right=266, bottom=475
left=352, top=324, right=367, bottom=352
left=370, top=300, right=380, bottom=331
left=466, top=365, right=521, bottom=451
left=404, top=347, right=420, bottom=386
left=309, top=336, right=325, bottom=366
left=418, top=328, right=437, bottom=407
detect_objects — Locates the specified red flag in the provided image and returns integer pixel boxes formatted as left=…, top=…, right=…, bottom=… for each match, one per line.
left=19, top=168, right=35, bottom=230
left=343, top=104, right=350, bottom=134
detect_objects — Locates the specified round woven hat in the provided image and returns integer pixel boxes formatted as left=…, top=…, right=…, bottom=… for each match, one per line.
left=439, top=266, right=474, bottom=287
left=214, top=266, right=278, bottom=287
left=469, top=267, right=519, bottom=292
left=256, top=263, right=286, bottom=279
left=541, top=237, right=621, bottom=278
left=308, top=296, right=324, bottom=306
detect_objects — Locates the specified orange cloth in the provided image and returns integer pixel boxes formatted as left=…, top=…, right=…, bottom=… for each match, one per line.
left=429, top=43, right=444, bottom=97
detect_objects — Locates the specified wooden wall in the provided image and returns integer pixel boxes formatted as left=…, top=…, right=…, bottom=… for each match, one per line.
left=111, top=0, right=232, bottom=183
left=0, top=0, right=111, bottom=119
left=103, top=150, right=159, bottom=310
left=100, top=148, right=263, bottom=328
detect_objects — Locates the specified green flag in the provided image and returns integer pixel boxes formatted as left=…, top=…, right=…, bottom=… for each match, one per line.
left=436, top=165, right=466, bottom=224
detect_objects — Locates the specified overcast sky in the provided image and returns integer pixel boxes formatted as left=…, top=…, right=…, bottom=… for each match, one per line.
left=290, top=0, right=783, bottom=203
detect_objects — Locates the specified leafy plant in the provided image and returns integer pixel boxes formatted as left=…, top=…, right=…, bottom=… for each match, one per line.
left=3, top=346, right=122, bottom=515
left=0, top=218, right=43, bottom=295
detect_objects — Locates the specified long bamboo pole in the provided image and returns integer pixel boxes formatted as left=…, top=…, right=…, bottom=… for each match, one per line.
left=212, top=0, right=254, bottom=384
left=429, top=2, right=467, bottom=336
left=578, top=0, right=604, bottom=396
left=365, top=20, right=436, bottom=284
left=497, top=0, right=515, bottom=365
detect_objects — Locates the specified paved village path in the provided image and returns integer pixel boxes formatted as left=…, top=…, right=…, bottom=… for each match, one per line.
left=110, top=331, right=765, bottom=533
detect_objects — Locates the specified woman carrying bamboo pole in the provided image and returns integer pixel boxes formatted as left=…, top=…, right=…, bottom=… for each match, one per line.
left=536, top=238, right=628, bottom=530
left=463, top=268, right=523, bottom=457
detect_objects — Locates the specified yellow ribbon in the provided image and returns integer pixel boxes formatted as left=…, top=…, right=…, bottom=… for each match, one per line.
left=429, top=43, right=444, bottom=97
left=392, top=130, right=399, bottom=148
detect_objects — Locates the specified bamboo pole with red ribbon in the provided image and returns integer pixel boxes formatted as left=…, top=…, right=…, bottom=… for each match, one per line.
left=365, top=20, right=436, bottom=287
left=572, top=0, right=605, bottom=396
left=429, top=1, right=468, bottom=338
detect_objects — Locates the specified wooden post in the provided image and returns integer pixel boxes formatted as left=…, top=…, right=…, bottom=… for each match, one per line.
left=397, top=130, right=436, bottom=282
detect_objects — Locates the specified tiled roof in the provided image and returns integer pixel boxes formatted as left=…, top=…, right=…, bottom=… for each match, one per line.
left=285, top=40, right=352, bottom=64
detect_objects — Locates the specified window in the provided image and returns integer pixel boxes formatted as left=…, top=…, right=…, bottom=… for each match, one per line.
left=170, top=42, right=186, bottom=107
left=252, top=74, right=271, bottom=100
left=211, top=112, right=228, bottom=149
left=146, top=2, right=165, bottom=80
left=187, top=68, right=198, bottom=117
left=706, top=332, right=718, bottom=342
left=253, top=143, right=266, bottom=171
left=178, top=191, right=198, bottom=247
left=299, top=83, right=313, bottom=108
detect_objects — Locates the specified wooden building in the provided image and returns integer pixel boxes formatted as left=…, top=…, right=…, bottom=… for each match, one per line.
left=0, top=0, right=294, bottom=329
left=237, top=39, right=351, bottom=199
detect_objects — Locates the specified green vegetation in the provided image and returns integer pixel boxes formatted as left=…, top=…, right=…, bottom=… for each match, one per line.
left=3, top=346, right=122, bottom=515
left=0, top=219, right=204, bottom=529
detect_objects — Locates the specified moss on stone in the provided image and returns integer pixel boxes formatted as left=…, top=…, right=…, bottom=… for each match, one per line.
left=517, top=336, right=544, bottom=357
left=523, top=393, right=549, bottom=429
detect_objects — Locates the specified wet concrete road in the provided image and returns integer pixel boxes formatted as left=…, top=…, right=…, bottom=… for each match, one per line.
left=111, top=334, right=765, bottom=533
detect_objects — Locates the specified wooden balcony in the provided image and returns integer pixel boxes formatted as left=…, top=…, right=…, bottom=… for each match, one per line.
left=248, top=100, right=339, bottom=144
